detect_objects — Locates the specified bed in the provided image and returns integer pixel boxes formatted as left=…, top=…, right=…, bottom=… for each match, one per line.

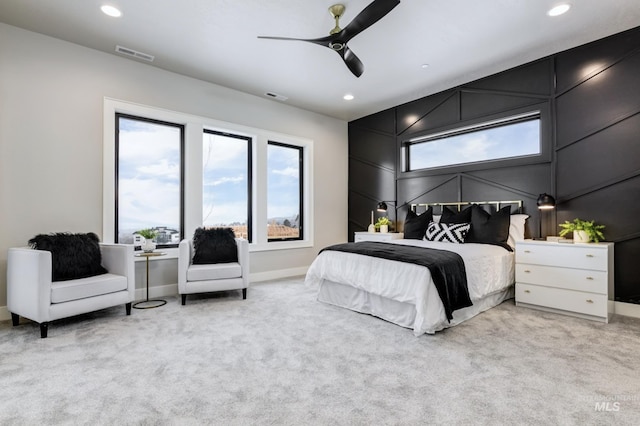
left=305, top=201, right=528, bottom=336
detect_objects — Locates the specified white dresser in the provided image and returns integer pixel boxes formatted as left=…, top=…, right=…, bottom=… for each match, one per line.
left=354, top=232, right=403, bottom=242
left=515, top=240, right=614, bottom=323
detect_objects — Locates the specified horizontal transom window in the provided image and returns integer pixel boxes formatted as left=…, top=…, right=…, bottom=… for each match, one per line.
left=404, top=112, right=541, bottom=171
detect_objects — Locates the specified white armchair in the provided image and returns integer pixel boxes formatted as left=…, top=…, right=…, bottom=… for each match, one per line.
left=7, top=243, right=135, bottom=338
left=178, top=238, right=249, bottom=305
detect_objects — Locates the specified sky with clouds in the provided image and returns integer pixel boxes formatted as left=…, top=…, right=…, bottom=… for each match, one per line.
left=118, top=118, right=300, bottom=241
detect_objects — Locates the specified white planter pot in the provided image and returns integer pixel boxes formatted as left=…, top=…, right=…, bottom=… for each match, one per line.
left=141, top=238, right=157, bottom=252
left=380, top=224, right=389, bottom=233
left=573, top=230, right=590, bottom=243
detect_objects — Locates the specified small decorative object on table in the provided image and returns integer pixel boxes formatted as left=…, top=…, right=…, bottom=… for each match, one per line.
left=558, top=218, right=605, bottom=243
left=375, top=216, right=392, bottom=233
left=367, top=210, right=376, bottom=233
left=136, top=228, right=158, bottom=252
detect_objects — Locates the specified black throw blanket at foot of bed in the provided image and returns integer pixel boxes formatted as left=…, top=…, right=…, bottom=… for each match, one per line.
left=320, top=241, right=472, bottom=321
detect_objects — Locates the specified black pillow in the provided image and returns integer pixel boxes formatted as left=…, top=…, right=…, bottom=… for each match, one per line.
left=465, top=204, right=512, bottom=249
left=440, top=205, right=473, bottom=224
left=403, top=207, right=433, bottom=240
left=192, top=227, right=238, bottom=264
left=28, top=232, right=108, bottom=282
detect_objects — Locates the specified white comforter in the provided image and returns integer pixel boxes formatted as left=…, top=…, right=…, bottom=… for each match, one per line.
left=305, top=239, right=515, bottom=335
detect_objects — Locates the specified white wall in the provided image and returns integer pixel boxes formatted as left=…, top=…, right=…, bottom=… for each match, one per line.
left=0, top=23, right=348, bottom=312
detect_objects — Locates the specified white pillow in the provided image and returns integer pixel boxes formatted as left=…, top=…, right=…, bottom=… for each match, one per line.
left=507, top=214, right=529, bottom=248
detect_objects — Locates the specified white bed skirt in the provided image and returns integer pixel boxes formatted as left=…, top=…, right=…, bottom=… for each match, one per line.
left=317, top=279, right=514, bottom=335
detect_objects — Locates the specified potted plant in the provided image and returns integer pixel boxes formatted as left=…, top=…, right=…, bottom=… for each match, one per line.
left=558, top=219, right=605, bottom=243
left=375, top=216, right=392, bottom=233
left=137, top=228, right=158, bottom=252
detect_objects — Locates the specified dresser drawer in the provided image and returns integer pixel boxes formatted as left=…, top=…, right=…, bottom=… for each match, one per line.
left=516, top=244, right=607, bottom=270
left=516, top=283, right=608, bottom=318
left=515, top=264, right=607, bottom=294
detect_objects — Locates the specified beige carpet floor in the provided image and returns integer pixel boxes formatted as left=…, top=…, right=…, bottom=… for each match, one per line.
left=1, top=276, right=639, bottom=425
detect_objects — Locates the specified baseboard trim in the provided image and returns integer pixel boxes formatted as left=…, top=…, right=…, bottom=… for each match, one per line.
left=250, top=267, right=308, bottom=283
left=614, top=301, right=640, bottom=319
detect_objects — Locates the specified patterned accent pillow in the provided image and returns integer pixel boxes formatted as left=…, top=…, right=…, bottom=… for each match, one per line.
left=425, top=221, right=471, bottom=244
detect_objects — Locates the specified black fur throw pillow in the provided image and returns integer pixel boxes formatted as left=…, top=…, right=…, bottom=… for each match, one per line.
left=192, top=227, right=238, bottom=264
left=28, top=232, right=108, bottom=282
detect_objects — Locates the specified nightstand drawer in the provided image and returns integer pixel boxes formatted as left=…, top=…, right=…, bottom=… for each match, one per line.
left=515, top=264, right=607, bottom=294
left=516, top=284, right=608, bottom=318
left=516, top=244, right=607, bottom=270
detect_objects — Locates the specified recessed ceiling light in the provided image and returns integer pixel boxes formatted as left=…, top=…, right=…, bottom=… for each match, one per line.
left=547, top=4, right=571, bottom=17
left=101, top=5, right=122, bottom=18
left=421, top=64, right=430, bottom=69
left=343, top=94, right=354, bottom=101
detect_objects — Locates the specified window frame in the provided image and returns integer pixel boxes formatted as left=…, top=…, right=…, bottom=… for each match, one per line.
left=114, top=113, right=185, bottom=249
left=202, top=129, right=253, bottom=242
left=400, top=105, right=552, bottom=177
left=103, top=97, right=314, bottom=256
left=267, top=140, right=304, bottom=242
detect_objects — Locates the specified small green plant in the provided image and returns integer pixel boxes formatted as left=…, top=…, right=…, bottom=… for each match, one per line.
left=136, top=228, right=158, bottom=240
left=375, top=216, right=392, bottom=230
left=558, top=219, right=605, bottom=243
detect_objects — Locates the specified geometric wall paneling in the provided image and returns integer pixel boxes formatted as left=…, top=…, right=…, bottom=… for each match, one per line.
left=555, top=51, right=640, bottom=144
left=555, top=27, right=640, bottom=94
left=348, top=25, right=640, bottom=303
left=556, top=112, right=640, bottom=198
left=466, top=164, right=552, bottom=200
left=349, top=159, right=395, bottom=202
left=396, top=90, right=457, bottom=135
left=612, top=238, right=640, bottom=302
left=465, top=58, right=553, bottom=96
left=349, top=126, right=396, bottom=170
left=349, top=108, right=396, bottom=135
left=460, top=90, right=547, bottom=121
left=396, top=174, right=460, bottom=206
left=349, top=189, right=386, bottom=234
left=555, top=176, right=640, bottom=242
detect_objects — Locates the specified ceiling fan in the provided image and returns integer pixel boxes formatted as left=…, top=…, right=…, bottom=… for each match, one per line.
left=258, top=0, right=401, bottom=77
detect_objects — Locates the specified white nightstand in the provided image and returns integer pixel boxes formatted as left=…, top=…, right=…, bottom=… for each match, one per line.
left=354, top=232, right=404, bottom=242
left=515, top=240, right=614, bottom=323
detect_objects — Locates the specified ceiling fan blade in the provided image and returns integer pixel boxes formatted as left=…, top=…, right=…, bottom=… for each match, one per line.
left=338, top=46, right=364, bottom=77
left=340, top=0, right=400, bottom=42
left=257, top=35, right=333, bottom=47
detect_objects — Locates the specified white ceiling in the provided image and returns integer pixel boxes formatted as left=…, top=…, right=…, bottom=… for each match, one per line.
left=1, top=0, right=640, bottom=121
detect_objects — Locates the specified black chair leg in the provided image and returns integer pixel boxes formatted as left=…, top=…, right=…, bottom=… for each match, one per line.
left=242, top=288, right=247, bottom=300
left=40, top=322, right=49, bottom=339
left=126, top=302, right=132, bottom=315
left=11, top=313, right=19, bottom=326
left=181, top=294, right=187, bottom=305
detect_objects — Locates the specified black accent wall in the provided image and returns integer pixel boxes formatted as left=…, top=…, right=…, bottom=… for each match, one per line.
left=348, top=26, right=640, bottom=304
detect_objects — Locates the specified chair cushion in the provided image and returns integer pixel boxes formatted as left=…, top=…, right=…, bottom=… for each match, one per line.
left=51, top=273, right=128, bottom=304
left=29, top=232, right=108, bottom=281
left=192, top=227, right=238, bottom=264
left=187, top=263, right=242, bottom=282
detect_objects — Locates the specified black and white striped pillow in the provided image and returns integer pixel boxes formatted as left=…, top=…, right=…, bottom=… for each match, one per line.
left=425, top=221, right=471, bottom=243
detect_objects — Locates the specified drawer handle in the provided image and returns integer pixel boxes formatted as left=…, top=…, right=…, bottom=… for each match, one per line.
left=586, top=254, right=594, bottom=258
left=524, top=290, right=531, bottom=293
left=524, top=270, right=531, bottom=273
left=524, top=250, right=531, bottom=253
left=586, top=276, right=594, bottom=280
left=586, top=299, right=594, bottom=304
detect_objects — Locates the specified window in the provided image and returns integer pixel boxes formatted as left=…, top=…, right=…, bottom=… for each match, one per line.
left=115, top=114, right=184, bottom=247
left=104, top=98, right=313, bottom=253
left=267, top=141, right=303, bottom=241
left=202, top=130, right=252, bottom=241
left=405, top=112, right=541, bottom=171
